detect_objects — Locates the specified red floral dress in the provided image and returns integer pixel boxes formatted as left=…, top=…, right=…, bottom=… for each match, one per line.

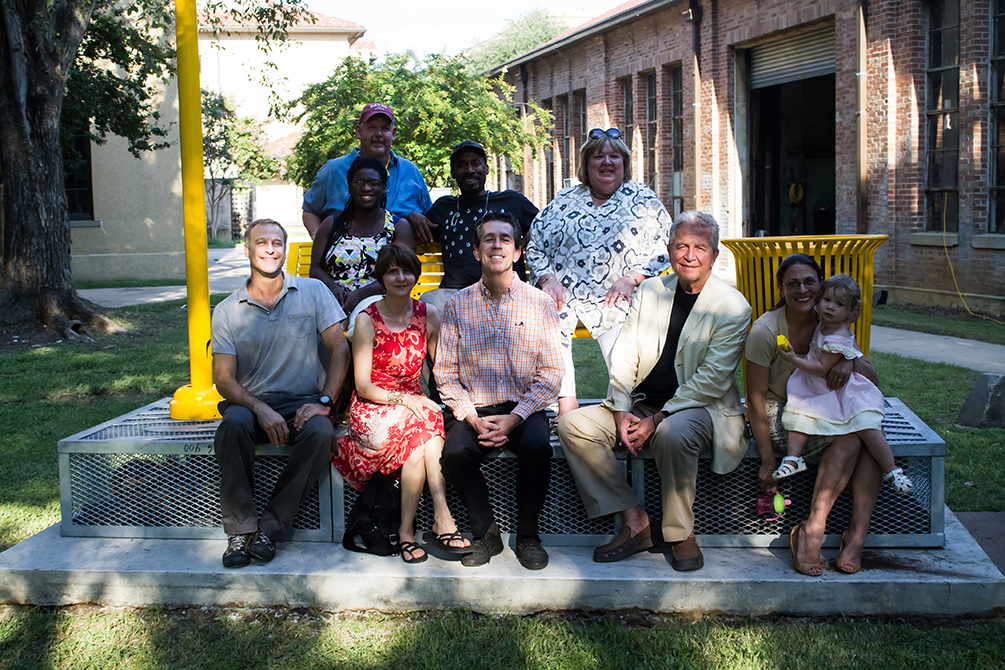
left=333, top=300, right=445, bottom=491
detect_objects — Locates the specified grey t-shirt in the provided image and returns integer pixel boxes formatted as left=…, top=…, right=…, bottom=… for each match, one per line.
left=211, top=273, right=345, bottom=397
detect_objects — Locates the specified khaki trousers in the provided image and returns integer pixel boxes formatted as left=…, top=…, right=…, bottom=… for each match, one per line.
left=558, top=403, right=712, bottom=542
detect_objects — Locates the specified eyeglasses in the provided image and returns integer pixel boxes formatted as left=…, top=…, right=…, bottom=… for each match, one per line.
left=350, top=179, right=384, bottom=189
left=588, top=128, right=622, bottom=140
left=783, top=277, right=820, bottom=290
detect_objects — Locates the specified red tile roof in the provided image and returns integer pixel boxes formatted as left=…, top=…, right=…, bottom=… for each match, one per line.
left=200, top=10, right=364, bottom=31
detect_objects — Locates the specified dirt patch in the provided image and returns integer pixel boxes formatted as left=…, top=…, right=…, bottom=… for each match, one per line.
left=0, top=322, right=69, bottom=352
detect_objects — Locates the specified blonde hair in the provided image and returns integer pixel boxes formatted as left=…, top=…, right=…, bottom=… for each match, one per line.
left=577, top=135, right=632, bottom=186
left=820, top=274, right=862, bottom=322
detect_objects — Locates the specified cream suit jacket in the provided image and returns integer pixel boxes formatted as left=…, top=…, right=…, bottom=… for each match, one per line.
left=603, top=272, right=752, bottom=474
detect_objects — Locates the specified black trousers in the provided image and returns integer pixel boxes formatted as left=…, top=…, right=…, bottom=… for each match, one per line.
left=441, top=402, right=552, bottom=539
left=214, top=394, right=334, bottom=541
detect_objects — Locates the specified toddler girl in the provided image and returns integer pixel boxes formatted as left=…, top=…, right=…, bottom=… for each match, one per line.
left=773, top=274, right=913, bottom=495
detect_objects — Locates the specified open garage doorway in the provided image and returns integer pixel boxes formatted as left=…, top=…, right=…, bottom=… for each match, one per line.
left=747, top=26, right=837, bottom=237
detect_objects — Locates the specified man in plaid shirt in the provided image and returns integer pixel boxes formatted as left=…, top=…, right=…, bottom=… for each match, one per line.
left=435, top=212, right=563, bottom=570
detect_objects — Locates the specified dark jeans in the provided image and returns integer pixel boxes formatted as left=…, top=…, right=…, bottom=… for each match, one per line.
left=441, top=402, right=551, bottom=539
left=214, top=393, right=334, bottom=541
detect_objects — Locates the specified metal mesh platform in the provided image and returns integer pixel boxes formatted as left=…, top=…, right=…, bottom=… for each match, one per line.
left=59, top=397, right=944, bottom=547
left=342, top=452, right=619, bottom=546
left=58, top=400, right=331, bottom=540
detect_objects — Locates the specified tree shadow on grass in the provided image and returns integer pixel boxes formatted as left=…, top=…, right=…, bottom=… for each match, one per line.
left=0, top=606, right=62, bottom=670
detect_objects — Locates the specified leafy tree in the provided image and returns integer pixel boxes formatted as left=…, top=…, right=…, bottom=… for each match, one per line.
left=287, top=53, right=552, bottom=190
left=464, top=9, right=566, bottom=74
left=0, top=0, right=311, bottom=333
left=202, top=90, right=279, bottom=239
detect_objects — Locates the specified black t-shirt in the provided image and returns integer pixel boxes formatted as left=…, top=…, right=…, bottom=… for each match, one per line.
left=425, top=190, right=539, bottom=288
left=634, top=283, right=701, bottom=408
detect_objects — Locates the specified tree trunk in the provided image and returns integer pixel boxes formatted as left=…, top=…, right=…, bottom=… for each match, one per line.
left=0, top=0, right=111, bottom=333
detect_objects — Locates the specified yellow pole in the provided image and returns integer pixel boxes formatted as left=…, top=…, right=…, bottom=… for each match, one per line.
left=170, top=0, right=223, bottom=419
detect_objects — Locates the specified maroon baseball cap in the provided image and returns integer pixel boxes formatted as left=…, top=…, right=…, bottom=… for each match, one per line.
left=358, top=103, right=395, bottom=124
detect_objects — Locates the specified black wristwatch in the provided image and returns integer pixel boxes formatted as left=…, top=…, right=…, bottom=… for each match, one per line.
left=319, top=395, right=334, bottom=408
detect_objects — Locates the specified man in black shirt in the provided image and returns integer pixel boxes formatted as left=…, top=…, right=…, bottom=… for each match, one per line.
left=420, top=140, right=538, bottom=312
left=558, top=211, right=751, bottom=571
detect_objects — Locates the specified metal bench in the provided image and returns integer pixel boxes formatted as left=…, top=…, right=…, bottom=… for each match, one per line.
left=57, top=397, right=945, bottom=548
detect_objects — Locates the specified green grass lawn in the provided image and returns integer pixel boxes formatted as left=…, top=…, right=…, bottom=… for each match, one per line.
left=873, top=303, right=1005, bottom=345
left=0, top=606, right=1002, bottom=669
left=1, top=307, right=1004, bottom=663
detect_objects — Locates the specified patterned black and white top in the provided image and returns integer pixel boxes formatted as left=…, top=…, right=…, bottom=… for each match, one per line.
left=526, top=181, right=672, bottom=342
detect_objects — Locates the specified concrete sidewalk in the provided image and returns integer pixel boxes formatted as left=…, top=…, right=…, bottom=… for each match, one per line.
left=77, top=248, right=250, bottom=308
left=870, top=325, right=1005, bottom=375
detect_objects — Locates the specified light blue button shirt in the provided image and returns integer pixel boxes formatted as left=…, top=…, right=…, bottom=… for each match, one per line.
left=302, top=148, right=432, bottom=221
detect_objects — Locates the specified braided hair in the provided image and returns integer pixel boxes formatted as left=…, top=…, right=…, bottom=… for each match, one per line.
left=327, top=156, right=389, bottom=247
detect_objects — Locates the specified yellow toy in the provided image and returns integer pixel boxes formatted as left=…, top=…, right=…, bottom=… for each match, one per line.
left=777, top=335, right=790, bottom=352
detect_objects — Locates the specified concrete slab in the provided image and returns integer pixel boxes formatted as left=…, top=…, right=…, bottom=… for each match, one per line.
left=1, top=509, right=1001, bottom=616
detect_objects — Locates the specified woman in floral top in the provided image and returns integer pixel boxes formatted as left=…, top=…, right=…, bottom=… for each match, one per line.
left=310, top=156, right=415, bottom=322
left=527, top=128, right=672, bottom=417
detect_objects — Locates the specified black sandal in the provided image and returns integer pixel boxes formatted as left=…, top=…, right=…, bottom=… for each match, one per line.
left=433, top=531, right=471, bottom=553
left=400, top=541, right=428, bottom=564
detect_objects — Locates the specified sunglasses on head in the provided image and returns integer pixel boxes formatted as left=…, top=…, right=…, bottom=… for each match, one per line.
left=588, top=128, right=622, bottom=140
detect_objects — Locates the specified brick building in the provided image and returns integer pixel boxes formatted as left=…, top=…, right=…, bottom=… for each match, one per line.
left=492, top=0, right=1005, bottom=315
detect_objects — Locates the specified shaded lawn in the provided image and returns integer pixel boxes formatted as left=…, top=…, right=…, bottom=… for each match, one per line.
left=0, top=298, right=218, bottom=552
left=0, top=607, right=1003, bottom=670
left=872, top=303, right=1005, bottom=346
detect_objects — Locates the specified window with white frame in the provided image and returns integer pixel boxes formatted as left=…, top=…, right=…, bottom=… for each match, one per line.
left=65, top=125, right=95, bottom=221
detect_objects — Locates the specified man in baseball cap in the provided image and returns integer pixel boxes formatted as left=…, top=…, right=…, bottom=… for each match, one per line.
left=302, top=103, right=434, bottom=241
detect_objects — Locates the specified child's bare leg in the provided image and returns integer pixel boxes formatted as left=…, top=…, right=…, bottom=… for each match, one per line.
left=857, top=429, right=896, bottom=473
left=787, top=432, right=808, bottom=459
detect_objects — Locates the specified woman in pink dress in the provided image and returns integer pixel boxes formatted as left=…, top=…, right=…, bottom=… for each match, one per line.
left=333, top=244, right=469, bottom=562
left=774, top=274, right=913, bottom=497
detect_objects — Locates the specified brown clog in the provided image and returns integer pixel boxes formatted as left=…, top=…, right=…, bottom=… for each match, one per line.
left=593, top=523, right=653, bottom=563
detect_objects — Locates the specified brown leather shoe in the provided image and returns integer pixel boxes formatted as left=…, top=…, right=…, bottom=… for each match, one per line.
left=670, top=532, right=703, bottom=572
left=593, top=522, right=654, bottom=563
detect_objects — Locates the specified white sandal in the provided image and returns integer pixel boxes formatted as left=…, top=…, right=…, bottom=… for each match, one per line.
left=883, top=467, right=914, bottom=495
left=772, top=456, right=807, bottom=480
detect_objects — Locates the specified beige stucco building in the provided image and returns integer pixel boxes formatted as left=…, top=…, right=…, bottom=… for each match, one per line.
left=70, top=12, right=372, bottom=281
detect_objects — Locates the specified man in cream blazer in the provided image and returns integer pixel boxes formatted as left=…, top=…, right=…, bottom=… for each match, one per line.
left=558, top=211, right=750, bottom=571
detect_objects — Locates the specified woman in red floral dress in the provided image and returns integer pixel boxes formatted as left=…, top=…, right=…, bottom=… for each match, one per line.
left=333, top=244, right=470, bottom=562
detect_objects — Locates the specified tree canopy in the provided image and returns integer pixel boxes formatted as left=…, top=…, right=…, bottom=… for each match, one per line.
left=286, top=53, right=552, bottom=190
left=0, top=0, right=311, bottom=331
left=463, top=9, right=566, bottom=75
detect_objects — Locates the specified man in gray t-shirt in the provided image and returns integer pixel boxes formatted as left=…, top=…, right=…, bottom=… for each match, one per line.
left=212, top=219, right=350, bottom=569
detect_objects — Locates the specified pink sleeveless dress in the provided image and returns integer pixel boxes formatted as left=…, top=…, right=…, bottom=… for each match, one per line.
left=781, top=326, right=884, bottom=436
